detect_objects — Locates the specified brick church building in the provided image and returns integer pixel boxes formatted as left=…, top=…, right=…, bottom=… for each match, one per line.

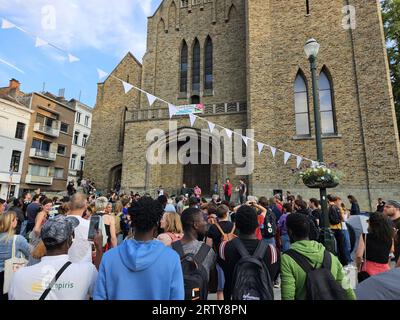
left=85, top=0, right=400, bottom=210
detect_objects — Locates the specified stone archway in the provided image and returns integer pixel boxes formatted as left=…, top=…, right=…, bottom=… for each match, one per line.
left=147, top=126, right=223, bottom=197
left=108, top=164, right=122, bottom=192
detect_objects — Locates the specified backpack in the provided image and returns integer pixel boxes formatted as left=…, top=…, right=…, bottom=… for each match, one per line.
left=231, top=238, right=274, bottom=301
left=329, top=205, right=342, bottom=225
left=211, top=220, right=237, bottom=242
left=284, top=249, right=349, bottom=300
left=166, top=232, right=183, bottom=243
left=113, top=212, right=122, bottom=235
left=172, top=241, right=211, bottom=300
left=261, top=210, right=277, bottom=239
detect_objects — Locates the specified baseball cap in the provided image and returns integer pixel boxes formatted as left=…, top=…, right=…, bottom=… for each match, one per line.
left=385, top=200, right=400, bottom=209
left=41, top=215, right=79, bottom=247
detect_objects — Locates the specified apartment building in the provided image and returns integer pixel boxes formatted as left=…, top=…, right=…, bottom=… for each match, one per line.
left=0, top=80, right=33, bottom=199
left=67, top=99, right=92, bottom=186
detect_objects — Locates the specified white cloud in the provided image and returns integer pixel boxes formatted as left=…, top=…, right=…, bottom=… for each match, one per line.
left=0, top=0, right=159, bottom=60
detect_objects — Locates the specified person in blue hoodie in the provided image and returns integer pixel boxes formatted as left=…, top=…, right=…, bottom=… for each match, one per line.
left=93, top=197, right=184, bottom=300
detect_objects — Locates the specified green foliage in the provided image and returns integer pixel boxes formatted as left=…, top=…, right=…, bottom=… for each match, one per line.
left=382, top=0, right=400, bottom=133
left=298, top=166, right=342, bottom=189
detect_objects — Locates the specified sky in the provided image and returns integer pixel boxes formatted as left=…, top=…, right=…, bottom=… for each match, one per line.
left=0, top=0, right=162, bottom=107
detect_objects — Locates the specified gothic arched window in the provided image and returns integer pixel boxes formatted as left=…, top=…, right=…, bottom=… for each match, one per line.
left=204, top=36, right=213, bottom=91
left=180, top=40, right=188, bottom=93
left=192, top=38, right=200, bottom=92
left=319, top=68, right=337, bottom=134
left=294, top=71, right=311, bottom=136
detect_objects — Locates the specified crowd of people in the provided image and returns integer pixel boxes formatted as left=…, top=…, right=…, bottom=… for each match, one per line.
left=0, top=182, right=399, bottom=300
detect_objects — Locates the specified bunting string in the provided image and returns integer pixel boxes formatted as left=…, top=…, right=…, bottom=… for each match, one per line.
left=1, top=17, right=324, bottom=169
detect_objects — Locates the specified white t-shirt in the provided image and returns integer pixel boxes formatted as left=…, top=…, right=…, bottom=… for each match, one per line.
left=67, top=215, right=92, bottom=263
left=9, top=255, right=97, bottom=300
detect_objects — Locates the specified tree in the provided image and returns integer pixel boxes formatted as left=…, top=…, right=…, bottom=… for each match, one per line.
left=382, top=0, right=400, bottom=134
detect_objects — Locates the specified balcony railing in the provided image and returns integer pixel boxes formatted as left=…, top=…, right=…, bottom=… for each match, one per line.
left=127, top=101, right=247, bottom=122
left=33, top=123, right=60, bottom=138
left=29, top=148, right=57, bottom=161
left=25, top=175, right=53, bottom=185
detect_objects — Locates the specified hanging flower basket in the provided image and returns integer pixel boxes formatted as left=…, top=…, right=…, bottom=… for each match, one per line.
left=299, top=166, right=341, bottom=189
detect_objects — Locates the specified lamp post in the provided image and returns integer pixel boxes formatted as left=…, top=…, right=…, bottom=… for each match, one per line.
left=304, top=38, right=336, bottom=253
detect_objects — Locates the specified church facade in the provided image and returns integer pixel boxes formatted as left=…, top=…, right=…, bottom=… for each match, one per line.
left=85, top=0, right=400, bottom=210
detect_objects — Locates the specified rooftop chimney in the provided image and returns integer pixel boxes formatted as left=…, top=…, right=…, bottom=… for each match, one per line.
left=9, top=79, right=20, bottom=98
left=58, top=88, right=65, bottom=98
left=9, top=79, right=20, bottom=91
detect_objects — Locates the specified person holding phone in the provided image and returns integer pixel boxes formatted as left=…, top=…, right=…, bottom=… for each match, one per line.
left=9, top=215, right=102, bottom=300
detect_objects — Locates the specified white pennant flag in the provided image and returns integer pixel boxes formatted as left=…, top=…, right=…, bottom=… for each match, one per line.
left=225, top=129, right=233, bottom=139
left=122, top=81, right=134, bottom=94
left=68, top=53, right=80, bottom=63
left=311, top=161, right=318, bottom=168
left=208, top=121, right=215, bottom=133
left=284, top=152, right=292, bottom=164
left=189, top=113, right=197, bottom=127
left=296, top=155, right=303, bottom=168
left=257, top=142, right=264, bottom=155
left=270, top=146, right=277, bottom=158
left=1, top=19, right=16, bottom=29
left=35, top=37, right=48, bottom=48
left=242, top=135, right=249, bottom=146
left=168, top=104, right=177, bottom=118
left=97, top=68, right=109, bottom=80
left=146, top=93, right=157, bottom=107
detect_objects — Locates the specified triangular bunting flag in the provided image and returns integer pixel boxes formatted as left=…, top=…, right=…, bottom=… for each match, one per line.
left=311, top=161, right=318, bottom=168
left=242, top=135, right=249, bottom=146
left=208, top=121, right=215, bottom=133
left=284, top=152, right=291, bottom=164
left=296, top=155, right=303, bottom=168
left=270, top=146, right=277, bottom=158
left=168, top=104, right=177, bottom=118
left=122, top=81, right=134, bottom=94
left=1, top=19, right=15, bottom=29
left=97, top=68, right=109, bottom=81
left=146, top=93, right=157, bottom=107
left=189, top=113, right=197, bottom=127
left=68, top=53, right=80, bottom=63
left=35, top=37, right=48, bottom=48
left=225, top=129, right=233, bottom=139
left=257, top=142, right=264, bottom=155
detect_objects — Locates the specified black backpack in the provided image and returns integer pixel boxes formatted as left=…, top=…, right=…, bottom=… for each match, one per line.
left=231, top=238, right=274, bottom=301
left=172, top=241, right=211, bottom=301
left=285, top=249, right=349, bottom=300
left=261, top=210, right=277, bottom=239
left=329, top=205, right=342, bottom=225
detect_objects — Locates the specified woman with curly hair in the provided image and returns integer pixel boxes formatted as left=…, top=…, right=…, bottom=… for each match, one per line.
left=356, top=212, right=394, bottom=279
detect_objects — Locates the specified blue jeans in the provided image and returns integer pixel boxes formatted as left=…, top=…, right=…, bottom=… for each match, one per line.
left=281, top=234, right=291, bottom=252
left=342, top=229, right=352, bottom=263
left=117, top=234, right=124, bottom=246
left=262, top=237, right=276, bottom=247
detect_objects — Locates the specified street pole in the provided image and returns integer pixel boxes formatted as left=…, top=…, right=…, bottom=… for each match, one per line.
left=308, top=53, right=336, bottom=254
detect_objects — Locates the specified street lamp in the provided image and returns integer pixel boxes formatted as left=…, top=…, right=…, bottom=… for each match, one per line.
left=304, top=38, right=336, bottom=253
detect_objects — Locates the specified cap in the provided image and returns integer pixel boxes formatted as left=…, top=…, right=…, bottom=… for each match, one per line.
left=41, top=215, right=79, bottom=247
left=385, top=200, right=400, bottom=209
